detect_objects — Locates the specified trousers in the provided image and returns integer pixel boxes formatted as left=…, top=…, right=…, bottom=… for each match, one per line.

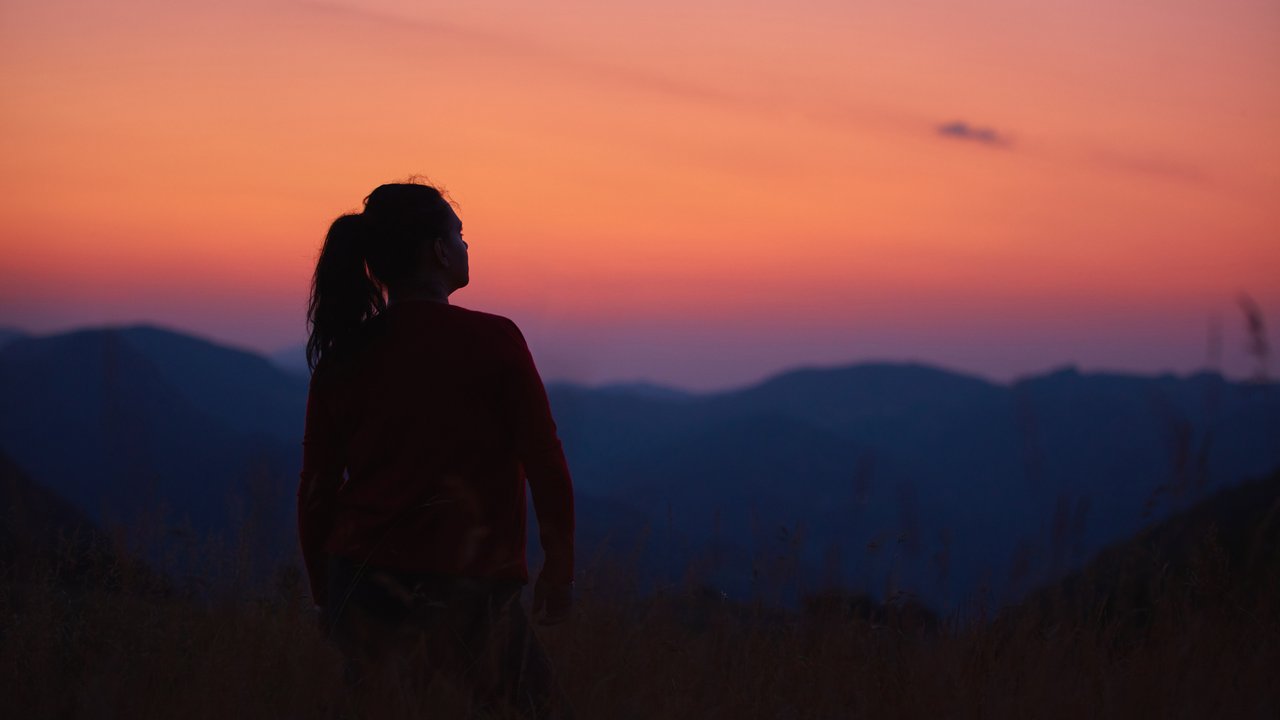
left=322, top=554, right=571, bottom=719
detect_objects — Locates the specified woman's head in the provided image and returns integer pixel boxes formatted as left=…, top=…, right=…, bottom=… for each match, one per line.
left=306, top=180, right=466, bottom=373
left=362, top=183, right=468, bottom=293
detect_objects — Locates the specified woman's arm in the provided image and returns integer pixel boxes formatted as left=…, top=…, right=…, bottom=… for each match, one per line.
left=503, top=319, right=576, bottom=589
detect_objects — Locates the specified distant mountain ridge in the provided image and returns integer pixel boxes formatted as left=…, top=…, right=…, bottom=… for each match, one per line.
left=269, top=342, right=310, bottom=379
left=0, top=326, right=303, bottom=573
left=537, top=360, right=1280, bottom=605
left=2, top=322, right=1277, bottom=608
left=0, top=327, right=27, bottom=350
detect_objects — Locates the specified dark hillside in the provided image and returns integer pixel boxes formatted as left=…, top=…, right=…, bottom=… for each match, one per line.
left=1016, top=465, right=1280, bottom=637
left=0, top=447, right=120, bottom=587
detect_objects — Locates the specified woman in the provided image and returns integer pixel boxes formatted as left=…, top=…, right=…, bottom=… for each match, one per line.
left=298, top=181, right=575, bottom=718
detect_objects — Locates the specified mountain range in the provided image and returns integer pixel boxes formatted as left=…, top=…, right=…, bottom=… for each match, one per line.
left=2, top=324, right=1277, bottom=607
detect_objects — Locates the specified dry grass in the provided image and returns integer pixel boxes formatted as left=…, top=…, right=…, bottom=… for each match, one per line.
left=2, top=516, right=1276, bottom=720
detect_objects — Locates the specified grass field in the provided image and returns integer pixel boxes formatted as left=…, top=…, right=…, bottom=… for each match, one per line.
left=2, top=489, right=1276, bottom=720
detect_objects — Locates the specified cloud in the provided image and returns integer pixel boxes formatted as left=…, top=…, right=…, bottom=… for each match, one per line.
left=936, top=121, right=1011, bottom=147
left=297, top=3, right=1035, bottom=173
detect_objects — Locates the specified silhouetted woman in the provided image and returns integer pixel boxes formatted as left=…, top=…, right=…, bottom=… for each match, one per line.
left=298, top=181, right=575, bottom=718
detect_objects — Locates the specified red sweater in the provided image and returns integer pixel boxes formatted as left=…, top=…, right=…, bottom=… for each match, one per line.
left=297, top=300, right=575, bottom=606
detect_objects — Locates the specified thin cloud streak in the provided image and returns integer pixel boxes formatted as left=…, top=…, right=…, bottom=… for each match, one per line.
left=297, top=0, right=744, bottom=108
left=295, top=0, right=945, bottom=136
left=1092, top=150, right=1210, bottom=186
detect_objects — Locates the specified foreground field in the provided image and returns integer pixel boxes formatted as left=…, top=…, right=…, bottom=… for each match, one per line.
left=2, top=515, right=1276, bottom=720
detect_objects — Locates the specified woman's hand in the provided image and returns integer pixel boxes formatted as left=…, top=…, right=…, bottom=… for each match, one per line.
left=531, top=575, right=573, bottom=626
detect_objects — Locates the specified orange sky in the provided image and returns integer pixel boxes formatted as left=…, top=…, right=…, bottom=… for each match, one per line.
left=1, top=0, right=1277, bottom=388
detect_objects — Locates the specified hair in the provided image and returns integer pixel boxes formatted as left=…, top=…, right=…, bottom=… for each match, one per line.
left=306, top=181, right=454, bottom=374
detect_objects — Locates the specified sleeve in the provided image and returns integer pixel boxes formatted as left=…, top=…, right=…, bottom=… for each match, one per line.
left=504, top=319, right=576, bottom=585
left=297, top=368, right=345, bottom=606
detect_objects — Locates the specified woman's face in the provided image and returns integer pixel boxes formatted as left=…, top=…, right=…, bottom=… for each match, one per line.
left=435, top=206, right=469, bottom=290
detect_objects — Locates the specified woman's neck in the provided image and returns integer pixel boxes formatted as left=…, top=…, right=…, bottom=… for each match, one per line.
left=388, top=293, right=448, bottom=306
left=387, top=280, right=451, bottom=306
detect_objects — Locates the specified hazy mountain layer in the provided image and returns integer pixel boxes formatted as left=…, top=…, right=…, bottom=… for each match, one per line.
left=2, top=324, right=1277, bottom=608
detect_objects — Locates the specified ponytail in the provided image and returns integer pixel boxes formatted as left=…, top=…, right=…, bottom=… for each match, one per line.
left=306, top=181, right=454, bottom=374
left=306, top=213, right=386, bottom=374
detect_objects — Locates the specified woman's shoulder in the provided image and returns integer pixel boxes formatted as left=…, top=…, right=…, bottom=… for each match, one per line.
left=384, top=302, right=530, bottom=360
left=449, top=305, right=527, bottom=345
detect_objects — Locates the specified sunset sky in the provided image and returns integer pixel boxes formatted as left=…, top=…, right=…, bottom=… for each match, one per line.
left=1, top=0, right=1277, bottom=390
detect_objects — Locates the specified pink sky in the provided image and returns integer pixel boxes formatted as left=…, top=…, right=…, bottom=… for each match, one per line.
left=1, top=0, right=1277, bottom=389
